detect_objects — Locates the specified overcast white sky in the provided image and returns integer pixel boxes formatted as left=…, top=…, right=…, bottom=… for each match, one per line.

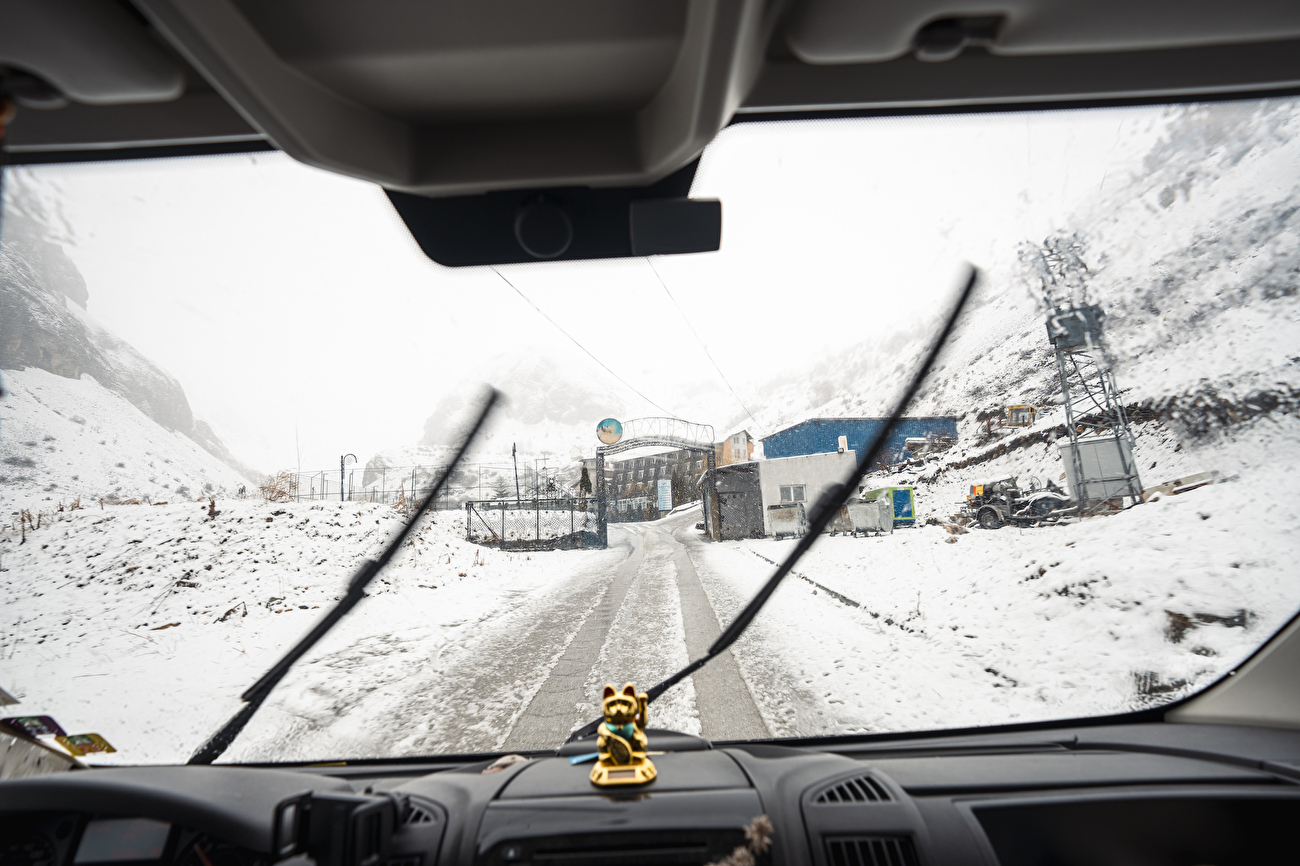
left=9, top=105, right=1169, bottom=472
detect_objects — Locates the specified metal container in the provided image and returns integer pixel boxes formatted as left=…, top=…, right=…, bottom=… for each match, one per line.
left=846, top=498, right=892, bottom=535
left=1058, top=435, right=1142, bottom=504
left=767, top=502, right=806, bottom=539
left=862, top=485, right=917, bottom=527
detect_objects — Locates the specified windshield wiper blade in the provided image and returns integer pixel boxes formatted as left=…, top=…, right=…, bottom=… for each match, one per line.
left=566, top=266, right=980, bottom=744
left=188, top=388, right=501, bottom=765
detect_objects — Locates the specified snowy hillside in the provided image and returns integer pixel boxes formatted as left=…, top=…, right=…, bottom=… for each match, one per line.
left=1, top=499, right=612, bottom=763
left=716, top=99, right=1300, bottom=565
left=748, top=100, right=1300, bottom=448
left=701, top=451, right=1299, bottom=737
left=1, top=367, right=248, bottom=514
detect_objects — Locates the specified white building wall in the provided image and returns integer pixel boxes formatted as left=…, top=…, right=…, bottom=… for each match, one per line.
left=756, top=450, right=859, bottom=536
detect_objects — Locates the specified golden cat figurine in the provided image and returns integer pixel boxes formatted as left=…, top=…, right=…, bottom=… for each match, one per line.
left=590, top=682, right=656, bottom=786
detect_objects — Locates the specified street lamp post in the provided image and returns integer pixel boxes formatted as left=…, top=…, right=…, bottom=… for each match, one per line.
left=340, top=453, right=357, bottom=502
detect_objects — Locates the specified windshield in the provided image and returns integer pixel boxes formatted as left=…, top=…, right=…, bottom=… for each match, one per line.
left=3, top=97, right=1299, bottom=764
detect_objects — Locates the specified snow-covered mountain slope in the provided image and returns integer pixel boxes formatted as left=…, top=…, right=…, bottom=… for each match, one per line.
left=747, top=99, right=1300, bottom=475
left=1, top=368, right=248, bottom=514
left=1, top=188, right=260, bottom=487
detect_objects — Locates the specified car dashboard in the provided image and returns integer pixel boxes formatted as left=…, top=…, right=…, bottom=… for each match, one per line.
left=3, top=722, right=1298, bottom=866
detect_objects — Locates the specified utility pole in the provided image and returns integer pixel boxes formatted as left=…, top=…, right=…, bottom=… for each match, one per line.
left=340, top=453, right=356, bottom=502
left=512, top=443, right=521, bottom=503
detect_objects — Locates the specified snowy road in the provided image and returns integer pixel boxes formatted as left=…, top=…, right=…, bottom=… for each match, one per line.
left=223, top=507, right=772, bottom=760
left=503, top=513, right=769, bottom=750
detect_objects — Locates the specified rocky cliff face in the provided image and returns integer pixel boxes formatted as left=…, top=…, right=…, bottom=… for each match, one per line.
left=0, top=205, right=261, bottom=484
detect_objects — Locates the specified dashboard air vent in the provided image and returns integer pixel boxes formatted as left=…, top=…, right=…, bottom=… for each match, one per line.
left=814, top=775, right=892, bottom=804
left=826, top=837, right=917, bottom=866
left=404, top=803, right=436, bottom=825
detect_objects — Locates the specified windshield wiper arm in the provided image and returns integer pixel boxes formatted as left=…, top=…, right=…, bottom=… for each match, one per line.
left=566, top=266, right=979, bottom=744
left=188, top=388, right=501, bottom=765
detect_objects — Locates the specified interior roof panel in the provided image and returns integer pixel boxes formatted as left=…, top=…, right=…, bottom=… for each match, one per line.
left=784, top=0, right=1300, bottom=65
left=5, top=0, right=1300, bottom=192
left=741, top=38, right=1300, bottom=115
left=229, top=0, right=689, bottom=122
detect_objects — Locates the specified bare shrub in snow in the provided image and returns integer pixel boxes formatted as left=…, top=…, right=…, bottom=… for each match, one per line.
left=259, top=471, right=298, bottom=503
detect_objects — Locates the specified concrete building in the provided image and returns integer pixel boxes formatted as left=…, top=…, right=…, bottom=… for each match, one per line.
left=762, top=416, right=958, bottom=469
left=699, top=450, right=858, bottom=540
left=608, top=448, right=705, bottom=518
left=755, top=450, right=858, bottom=536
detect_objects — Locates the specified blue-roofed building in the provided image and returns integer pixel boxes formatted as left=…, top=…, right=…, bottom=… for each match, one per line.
left=761, top=416, right=958, bottom=468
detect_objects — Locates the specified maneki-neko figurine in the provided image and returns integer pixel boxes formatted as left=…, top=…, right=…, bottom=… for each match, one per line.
left=589, top=682, right=657, bottom=787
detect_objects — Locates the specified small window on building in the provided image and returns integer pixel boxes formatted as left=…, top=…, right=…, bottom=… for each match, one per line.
left=779, top=484, right=806, bottom=502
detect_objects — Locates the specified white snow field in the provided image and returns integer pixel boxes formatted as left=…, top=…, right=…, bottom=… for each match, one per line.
left=1, top=367, right=247, bottom=515
left=1, top=501, right=629, bottom=763
left=3, top=405, right=1296, bottom=765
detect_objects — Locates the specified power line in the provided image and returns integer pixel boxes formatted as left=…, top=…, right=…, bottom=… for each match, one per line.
left=490, top=267, right=677, bottom=417
left=645, top=257, right=761, bottom=431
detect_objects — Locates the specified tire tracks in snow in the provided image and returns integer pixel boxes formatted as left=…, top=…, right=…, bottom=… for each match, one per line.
left=230, top=543, right=631, bottom=760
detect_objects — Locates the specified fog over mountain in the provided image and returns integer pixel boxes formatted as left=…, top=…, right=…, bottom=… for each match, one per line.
left=1, top=183, right=260, bottom=486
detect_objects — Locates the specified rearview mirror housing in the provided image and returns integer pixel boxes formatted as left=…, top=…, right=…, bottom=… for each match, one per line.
left=385, top=161, right=721, bottom=267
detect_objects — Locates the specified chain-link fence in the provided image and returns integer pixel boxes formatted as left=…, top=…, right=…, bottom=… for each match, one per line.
left=465, top=497, right=600, bottom=550
left=286, top=462, right=569, bottom=510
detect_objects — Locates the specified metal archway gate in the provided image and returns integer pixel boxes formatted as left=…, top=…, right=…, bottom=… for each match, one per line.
left=595, top=417, right=718, bottom=547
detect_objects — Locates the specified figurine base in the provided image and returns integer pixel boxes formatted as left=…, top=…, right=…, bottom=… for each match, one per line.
left=589, top=756, right=657, bottom=787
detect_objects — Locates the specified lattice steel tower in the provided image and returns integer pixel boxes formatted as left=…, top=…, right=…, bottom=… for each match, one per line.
left=1046, top=304, right=1144, bottom=513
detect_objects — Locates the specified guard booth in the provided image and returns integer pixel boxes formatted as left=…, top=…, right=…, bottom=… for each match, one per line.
left=861, top=486, right=917, bottom=527
left=698, top=463, right=764, bottom=541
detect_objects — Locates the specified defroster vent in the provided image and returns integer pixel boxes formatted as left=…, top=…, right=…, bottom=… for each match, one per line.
left=814, top=775, right=892, bottom=804
left=825, top=837, right=917, bottom=866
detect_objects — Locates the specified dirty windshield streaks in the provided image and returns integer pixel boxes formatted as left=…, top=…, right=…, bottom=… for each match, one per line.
left=3, top=98, right=1299, bottom=763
